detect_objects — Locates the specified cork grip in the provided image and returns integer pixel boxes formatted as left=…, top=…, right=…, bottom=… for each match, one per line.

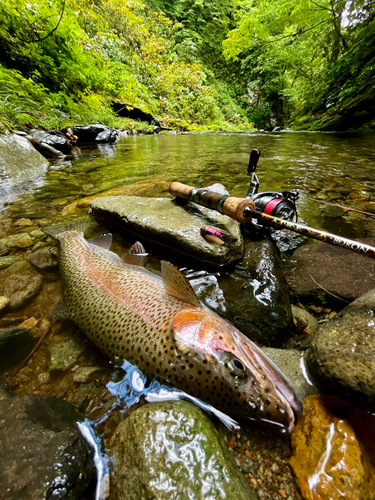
left=169, top=182, right=256, bottom=223
left=169, top=182, right=195, bottom=200
left=223, top=197, right=256, bottom=223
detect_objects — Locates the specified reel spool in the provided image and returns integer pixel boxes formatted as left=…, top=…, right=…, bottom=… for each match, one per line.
left=246, top=149, right=299, bottom=222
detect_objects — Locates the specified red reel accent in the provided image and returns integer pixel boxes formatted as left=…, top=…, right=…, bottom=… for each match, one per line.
left=263, top=198, right=283, bottom=215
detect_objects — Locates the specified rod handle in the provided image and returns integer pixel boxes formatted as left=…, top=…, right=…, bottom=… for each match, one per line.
left=169, top=182, right=256, bottom=224
left=169, top=182, right=195, bottom=200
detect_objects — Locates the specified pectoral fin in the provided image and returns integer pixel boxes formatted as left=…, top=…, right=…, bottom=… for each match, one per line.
left=161, top=261, right=201, bottom=307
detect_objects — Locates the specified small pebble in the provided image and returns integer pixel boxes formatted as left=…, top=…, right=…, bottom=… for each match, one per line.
left=0, top=296, right=10, bottom=312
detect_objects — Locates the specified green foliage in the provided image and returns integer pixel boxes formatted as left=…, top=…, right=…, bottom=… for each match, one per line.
left=0, top=0, right=252, bottom=131
left=223, top=0, right=375, bottom=129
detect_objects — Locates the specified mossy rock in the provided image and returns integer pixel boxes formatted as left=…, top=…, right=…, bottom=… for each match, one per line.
left=109, top=400, right=256, bottom=500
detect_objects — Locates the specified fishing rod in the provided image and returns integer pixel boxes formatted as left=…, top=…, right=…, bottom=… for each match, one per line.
left=169, top=149, right=375, bottom=258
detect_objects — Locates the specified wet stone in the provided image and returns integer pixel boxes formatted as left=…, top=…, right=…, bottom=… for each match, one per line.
left=28, top=247, right=58, bottom=272
left=91, top=185, right=244, bottom=266
left=110, top=400, right=256, bottom=500
left=291, top=305, right=320, bottom=337
left=73, top=124, right=118, bottom=144
left=290, top=395, right=375, bottom=500
left=262, top=348, right=319, bottom=401
left=0, top=256, right=22, bottom=271
left=284, top=239, right=375, bottom=303
left=28, top=130, right=72, bottom=153
left=0, top=394, right=96, bottom=499
left=2, top=273, right=44, bottom=310
left=49, top=336, right=86, bottom=372
left=307, top=287, right=375, bottom=412
left=190, top=238, right=293, bottom=346
left=0, top=296, right=10, bottom=312
left=73, top=366, right=104, bottom=383
left=0, top=328, right=36, bottom=372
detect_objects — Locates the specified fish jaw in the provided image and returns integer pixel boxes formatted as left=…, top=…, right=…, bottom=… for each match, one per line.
left=172, top=307, right=303, bottom=432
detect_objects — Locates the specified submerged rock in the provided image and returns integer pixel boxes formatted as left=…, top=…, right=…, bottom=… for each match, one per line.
left=307, top=287, right=375, bottom=412
left=0, top=230, right=46, bottom=252
left=284, top=239, right=375, bottom=303
left=62, top=178, right=171, bottom=216
left=291, top=305, right=320, bottom=338
left=0, top=255, right=22, bottom=271
left=0, top=327, right=36, bottom=372
left=0, top=296, right=10, bottom=312
left=109, top=400, right=256, bottom=500
left=189, top=239, right=293, bottom=346
left=91, top=188, right=244, bottom=266
left=290, top=394, right=375, bottom=500
left=0, top=394, right=96, bottom=499
left=49, top=335, right=86, bottom=372
left=262, top=348, right=319, bottom=401
left=2, top=272, right=43, bottom=310
left=28, top=246, right=58, bottom=272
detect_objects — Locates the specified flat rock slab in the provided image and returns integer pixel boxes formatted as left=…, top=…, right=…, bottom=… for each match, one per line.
left=109, top=400, right=256, bottom=500
left=284, top=239, right=375, bottom=303
left=0, top=394, right=96, bottom=499
left=307, top=287, right=375, bottom=412
left=91, top=195, right=244, bottom=266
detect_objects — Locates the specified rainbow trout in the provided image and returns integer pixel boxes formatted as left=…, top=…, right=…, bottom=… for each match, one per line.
left=47, top=226, right=303, bottom=431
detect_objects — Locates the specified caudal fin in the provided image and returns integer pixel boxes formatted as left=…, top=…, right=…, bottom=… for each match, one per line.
left=41, top=219, right=91, bottom=239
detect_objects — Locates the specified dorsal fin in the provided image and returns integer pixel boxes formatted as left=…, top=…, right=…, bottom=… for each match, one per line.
left=88, top=233, right=113, bottom=250
left=122, top=241, right=148, bottom=266
left=161, top=261, right=201, bottom=307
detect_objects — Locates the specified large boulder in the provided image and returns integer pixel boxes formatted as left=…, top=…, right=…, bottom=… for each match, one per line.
left=0, top=394, right=96, bottom=499
left=291, top=395, right=375, bottom=500
left=90, top=187, right=244, bottom=266
left=109, top=400, right=256, bottom=500
left=307, top=287, right=375, bottom=412
left=188, top=239, right=294, bottom=346
left=0, top=132, right=49, bottom=209
left=284, top=240, right=375, bottom=303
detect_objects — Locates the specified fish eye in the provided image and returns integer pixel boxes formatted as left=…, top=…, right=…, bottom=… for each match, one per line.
left=221, top=354, right=248, bottom=384
left=233, top=359, right=245, bottom=371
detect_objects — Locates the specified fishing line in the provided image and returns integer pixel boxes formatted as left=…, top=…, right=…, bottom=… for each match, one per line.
left=301, top=195, right=375, bottom=218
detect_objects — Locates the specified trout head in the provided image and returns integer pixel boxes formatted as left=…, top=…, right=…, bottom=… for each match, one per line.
left=172, top=307, right=303, bottom=432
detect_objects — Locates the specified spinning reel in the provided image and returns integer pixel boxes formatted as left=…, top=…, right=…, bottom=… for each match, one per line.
left=246, top=149, right=299, bottom=222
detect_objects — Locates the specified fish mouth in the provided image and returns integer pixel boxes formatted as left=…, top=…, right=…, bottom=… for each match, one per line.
left=232, top=330, right=303, bottom=432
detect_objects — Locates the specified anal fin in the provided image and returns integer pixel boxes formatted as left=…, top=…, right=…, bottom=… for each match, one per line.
left=161, top=261, right=201, bottom=308
left=122, top=241, right=148, bottom=266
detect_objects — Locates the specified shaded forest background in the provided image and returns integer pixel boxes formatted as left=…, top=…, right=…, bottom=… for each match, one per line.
left=0, top=0, right=374, bottom=132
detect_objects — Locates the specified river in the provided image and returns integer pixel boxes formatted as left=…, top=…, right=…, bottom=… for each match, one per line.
left=1, top=131, right=375, bottom=239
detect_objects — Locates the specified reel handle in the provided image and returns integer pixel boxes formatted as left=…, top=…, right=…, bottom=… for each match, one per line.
left=248, top=149, right=261, bottom=174
left=169, top=182, right=255, bottom=224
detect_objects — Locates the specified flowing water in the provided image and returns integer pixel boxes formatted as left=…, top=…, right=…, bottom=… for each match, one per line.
left=1, top=131, right=375, bottom=237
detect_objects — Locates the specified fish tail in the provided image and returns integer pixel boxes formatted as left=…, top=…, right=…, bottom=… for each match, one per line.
left=41, top=219, right=91, bottom=239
